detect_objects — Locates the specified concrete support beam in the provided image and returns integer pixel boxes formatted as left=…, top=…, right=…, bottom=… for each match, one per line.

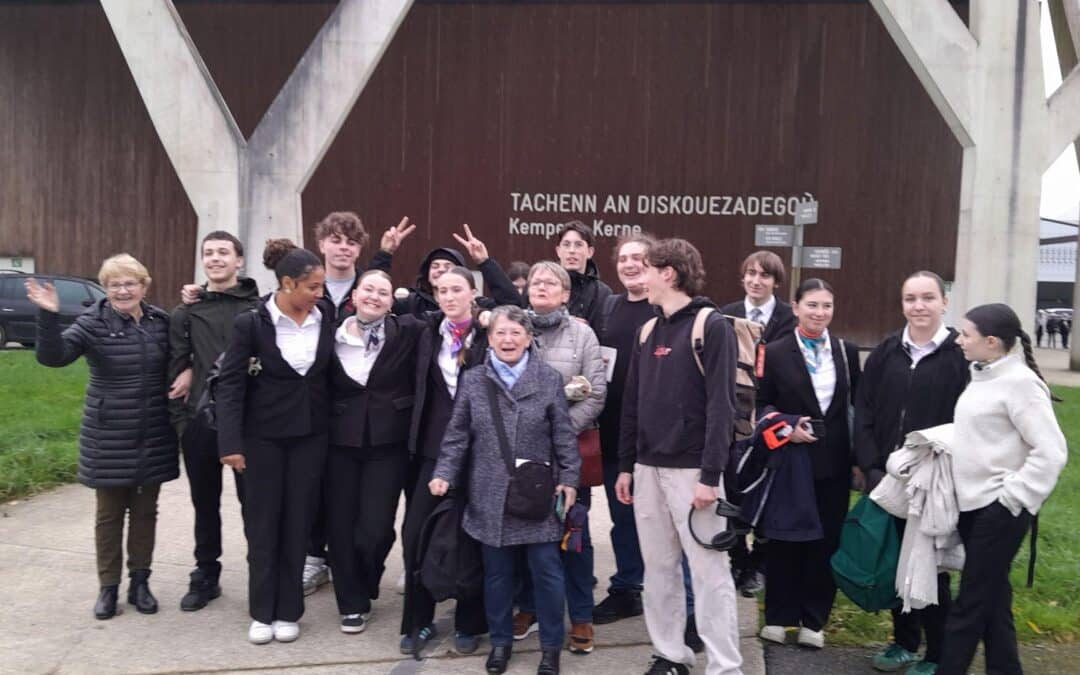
left=869, top=0, right=977, bottom=147
left=101, top=0, right=413, bottom=291
left=871, top=0, right=1048, bottom=334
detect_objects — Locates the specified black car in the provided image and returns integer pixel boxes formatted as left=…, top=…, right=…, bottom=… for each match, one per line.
left=0, top=271, right=106, bottom=347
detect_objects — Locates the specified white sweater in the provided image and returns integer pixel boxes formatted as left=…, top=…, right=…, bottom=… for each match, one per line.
left=952, top=353, right=1068, bottom=515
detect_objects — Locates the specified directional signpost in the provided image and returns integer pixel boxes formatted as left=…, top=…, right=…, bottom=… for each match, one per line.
left=754, top=225, right=795, bottom=247
left=753, top=198, right=841, bottom=299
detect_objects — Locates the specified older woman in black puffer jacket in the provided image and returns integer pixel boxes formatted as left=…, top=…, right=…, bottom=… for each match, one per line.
left=26, top=254, right=178, bottom=621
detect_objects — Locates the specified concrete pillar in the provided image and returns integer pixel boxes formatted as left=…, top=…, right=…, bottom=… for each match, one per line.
left=101, top=0, right=413, bottom=291
left=871, top=0, right=1080, bottom=336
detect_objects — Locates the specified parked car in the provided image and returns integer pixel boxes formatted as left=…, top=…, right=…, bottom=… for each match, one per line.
left=0, top=271, right=106, bottom=347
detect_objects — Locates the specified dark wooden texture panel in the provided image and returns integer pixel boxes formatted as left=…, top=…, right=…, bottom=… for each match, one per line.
left=0, top=3, right=195, bottom=307
left=0, top=1, right=962, bottom=343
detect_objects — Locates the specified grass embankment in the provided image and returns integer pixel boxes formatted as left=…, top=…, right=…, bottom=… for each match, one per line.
left=0, top=350, right=86, bottom=501
left=826, top=385, right=1080, bottom=646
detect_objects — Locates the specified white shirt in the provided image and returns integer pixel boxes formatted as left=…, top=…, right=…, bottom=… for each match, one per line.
left=334, top=317, right=384, bottom=386
left=438, top=319, right=473, bottom=398
left=325, top=275, right=356, bottom=308
left=901, top=323, right=951, bottom=367
left=267, top=296, right=322, bottom=376
left=744, top=295, right=777, bottom=326
left=796, top=328, right=836, bottom=413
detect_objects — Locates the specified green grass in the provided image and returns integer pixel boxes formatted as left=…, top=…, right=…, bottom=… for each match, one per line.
left=0, top=349, right=86, bottom=501
left=823, top=384, right=1080, bottom=646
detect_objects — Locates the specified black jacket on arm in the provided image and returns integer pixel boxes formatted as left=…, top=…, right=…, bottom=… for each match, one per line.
left=329, top=314, right=428, bottom=449
left=720, top=297, right=796, bottom=345
left=755, top=332, right=861, bottom=481
left=36, top=300, right=178, bottom=488
left=215, top=295, right=336, bottom=457
left=853, top=328, right=969, bottom=489
left=618, top=297, right=738, bottom=487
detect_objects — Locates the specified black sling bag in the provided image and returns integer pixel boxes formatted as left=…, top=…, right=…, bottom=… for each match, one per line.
left=485, top=377, right=553, bottom=521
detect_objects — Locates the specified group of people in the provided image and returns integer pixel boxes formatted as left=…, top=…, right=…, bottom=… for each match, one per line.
left=1035, top=309, right=1072, bottom=349
left=24, top=212, right=1067, bottom=675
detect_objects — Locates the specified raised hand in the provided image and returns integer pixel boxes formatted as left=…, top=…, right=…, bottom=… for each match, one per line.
left=452, top=223, right=489, bottom=264
left=180, top=284, right=203, bottom=305
left=380, top=217, right=416, bottom=254
left=24, top=278, right=59, bottom=313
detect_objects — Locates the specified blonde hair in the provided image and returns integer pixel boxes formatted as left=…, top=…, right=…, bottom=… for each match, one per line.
left=98, top=253, right=151, bottom=288
left=528, top=260, right=571, bottom=291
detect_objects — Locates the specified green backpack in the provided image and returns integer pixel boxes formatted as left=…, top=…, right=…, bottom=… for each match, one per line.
left=829, top=495, right=900, bottom=612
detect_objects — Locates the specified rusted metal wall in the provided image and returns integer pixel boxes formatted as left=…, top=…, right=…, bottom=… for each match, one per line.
left=0, top=1, right=962, bottom=343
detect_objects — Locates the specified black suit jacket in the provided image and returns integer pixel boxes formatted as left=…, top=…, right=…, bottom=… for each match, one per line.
left=216, top=296, right=336, bottom=457
left=329, top=314, right=428, bottom=449
left=720, top=298, right=796, bottom=344
left=755, top=332, right=861, bottom=480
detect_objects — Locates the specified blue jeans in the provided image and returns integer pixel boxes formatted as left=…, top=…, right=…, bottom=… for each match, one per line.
left=517, top=491, right=594, bottom=623
left=484, top=542, right=566, bottom=649
left=602, top=457, right=644, bottom=592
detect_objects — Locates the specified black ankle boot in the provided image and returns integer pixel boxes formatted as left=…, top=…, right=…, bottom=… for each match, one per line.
left=128, top=569, right=158, bottom=614
left=537, top=647, right=560, bottom=675
left=94, top=585, right=118, bottom=620
left=485, top=644, right=512, bottom=674
left=180, top=569, right=221, bottom=611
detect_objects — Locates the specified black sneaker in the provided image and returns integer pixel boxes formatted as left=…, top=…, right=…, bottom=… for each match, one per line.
left=684, top=615, right=704, bottom=654
left=400, top=624, right=436, bottom=655
left=180, top=570, right=222, bottom=612
left=593, top=589, right=644, bottom=625
left=341, top=613, right=368, bottom=634
left=645, top=655, right=690, bottom=675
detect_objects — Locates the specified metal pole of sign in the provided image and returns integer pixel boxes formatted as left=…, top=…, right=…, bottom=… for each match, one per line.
left=790, top=221, right=804, bottom=301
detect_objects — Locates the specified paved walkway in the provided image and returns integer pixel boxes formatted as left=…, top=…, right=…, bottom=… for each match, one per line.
left=1033, top=346, right=1080, bottom=387
left=0, top=473, right=764, bottom=675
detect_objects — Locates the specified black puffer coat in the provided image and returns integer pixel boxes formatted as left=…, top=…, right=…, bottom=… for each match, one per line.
left=36, top=300, right=179, bottom=488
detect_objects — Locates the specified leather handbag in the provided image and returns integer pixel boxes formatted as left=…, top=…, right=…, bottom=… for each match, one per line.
left=486, top=378, right=554, bottom=521
left=577, top=427, right=603, bottom=488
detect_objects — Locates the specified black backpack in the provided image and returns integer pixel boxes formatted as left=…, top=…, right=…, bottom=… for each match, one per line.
left=181, top=353, right=225, bottom=453
left=417, top=496, right=484, bottom=603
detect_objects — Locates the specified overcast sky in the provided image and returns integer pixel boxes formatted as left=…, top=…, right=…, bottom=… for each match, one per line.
left=1041, top=1, right=1080, bottom=223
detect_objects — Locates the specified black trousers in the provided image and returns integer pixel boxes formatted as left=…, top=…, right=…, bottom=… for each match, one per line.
left=892, top=516, right=951, bottom=663
left=325, top=444, right=409, bottom=615
left=764, top=475, right=849, bottom=631
left=400, top=456, right=486, bottom=636
left=182, top=425, right=245, bottom=580
left=938, top=502, right=1032, bottom=675
left=730, top=535, right=768, bottom=576
left=243, top=433, right=327, bottom=624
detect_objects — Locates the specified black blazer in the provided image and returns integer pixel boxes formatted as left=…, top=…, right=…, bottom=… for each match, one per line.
left=755, top=332, right=860, bottom=480
left=720, top=298, right=796, bottom=345
left=408, top=312, right=492, bottom=458
left=216, top=296, right=336, bottom=457
left=329, top=314, right=428, bottom=448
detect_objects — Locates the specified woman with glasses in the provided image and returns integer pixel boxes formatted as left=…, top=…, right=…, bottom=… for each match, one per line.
left=26, top=254, right=179, bottom=621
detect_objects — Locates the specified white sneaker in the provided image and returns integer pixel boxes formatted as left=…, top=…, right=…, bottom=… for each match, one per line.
left=248, top=621, right=274, bottom=645
left=273, top=620, right=300, bottom=642
left=395, top=571, right=407, bottom=595
left=758, top=624, right=786, bottom=644
left=302, top=556, right=330, bottom=596
left=340, top=613, right=369, bottom=634
left=796, top=626, right=824, bottom=649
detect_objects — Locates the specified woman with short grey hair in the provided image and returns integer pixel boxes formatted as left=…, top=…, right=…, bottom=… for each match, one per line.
left=430, top=306, right=580, bottom=675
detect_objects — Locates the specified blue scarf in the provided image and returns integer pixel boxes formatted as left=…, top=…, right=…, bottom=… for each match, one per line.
left=796, top=328, right=827, bottom=373
left=489, top=349, right=529, bottom=390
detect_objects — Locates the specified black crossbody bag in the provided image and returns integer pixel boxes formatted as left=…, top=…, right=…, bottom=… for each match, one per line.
left=486, top=378, right=554, bottom=521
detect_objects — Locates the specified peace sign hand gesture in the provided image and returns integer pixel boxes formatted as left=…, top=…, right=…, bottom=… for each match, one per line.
left=24, top=278, right=60, bottom=313
left=452, top=224, right=489, bottom=264
left=380, top=217, right=417, bottom=254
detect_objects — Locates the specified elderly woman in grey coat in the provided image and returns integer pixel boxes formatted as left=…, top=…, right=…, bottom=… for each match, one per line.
left=514, top=260, right=607, bottom=655
left=430, top=305, right=580, bottom=675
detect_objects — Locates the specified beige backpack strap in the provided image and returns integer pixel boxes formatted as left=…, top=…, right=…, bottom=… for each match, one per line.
left=638, top=317, right=658, bottom=347
left=690, top=307, right=716, bottom=376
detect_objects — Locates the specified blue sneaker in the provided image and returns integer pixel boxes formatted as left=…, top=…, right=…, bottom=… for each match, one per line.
left=400, top=624, right=436, bottom=655
left=872, top=644, right=919, bottom=672
left=455, top=631, right=480, bottom=654
left=906, top=661, right=937, bottom=675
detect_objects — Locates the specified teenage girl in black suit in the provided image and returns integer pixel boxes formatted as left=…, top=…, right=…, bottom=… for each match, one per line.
left=216, top=239, right=336, bottom=645
left=754, top=278, right=860, bottom=651
left=324, top=269, right=428, bottom=634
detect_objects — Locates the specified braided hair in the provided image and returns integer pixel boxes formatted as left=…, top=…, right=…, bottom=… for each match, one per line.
left=965, top=303, right=1061, bottom=402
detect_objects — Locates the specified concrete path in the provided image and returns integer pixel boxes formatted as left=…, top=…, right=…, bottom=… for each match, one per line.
left=1033, top=346, right=1080, bottom=387
left=0, top=472, right=765, bottom=675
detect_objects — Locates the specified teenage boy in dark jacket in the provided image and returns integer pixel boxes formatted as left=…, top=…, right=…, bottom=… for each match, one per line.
left=169, top=231, right=259, bottom=611
left=556, top=220, right=612, bottom=333
left=615, top=238, right=742, bottom=675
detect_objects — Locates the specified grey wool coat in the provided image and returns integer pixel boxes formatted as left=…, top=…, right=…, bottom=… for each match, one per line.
left=434, top=352, right=580, bottom=547
left=35, top=301, right=179, bottom=488
left=531, top=310, right=607, bottom=435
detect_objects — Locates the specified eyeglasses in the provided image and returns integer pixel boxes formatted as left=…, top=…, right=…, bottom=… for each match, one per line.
left=529, top=278, right=563, bottom=289
left=106, top=281, right=141, bottom=292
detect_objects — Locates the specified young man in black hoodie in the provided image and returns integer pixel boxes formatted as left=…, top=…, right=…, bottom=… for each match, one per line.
left=556, top=220, right=612, bottom=333
left=615, top=238, right=742, bottom=675
left=169, top=231, right=260, bottom=611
